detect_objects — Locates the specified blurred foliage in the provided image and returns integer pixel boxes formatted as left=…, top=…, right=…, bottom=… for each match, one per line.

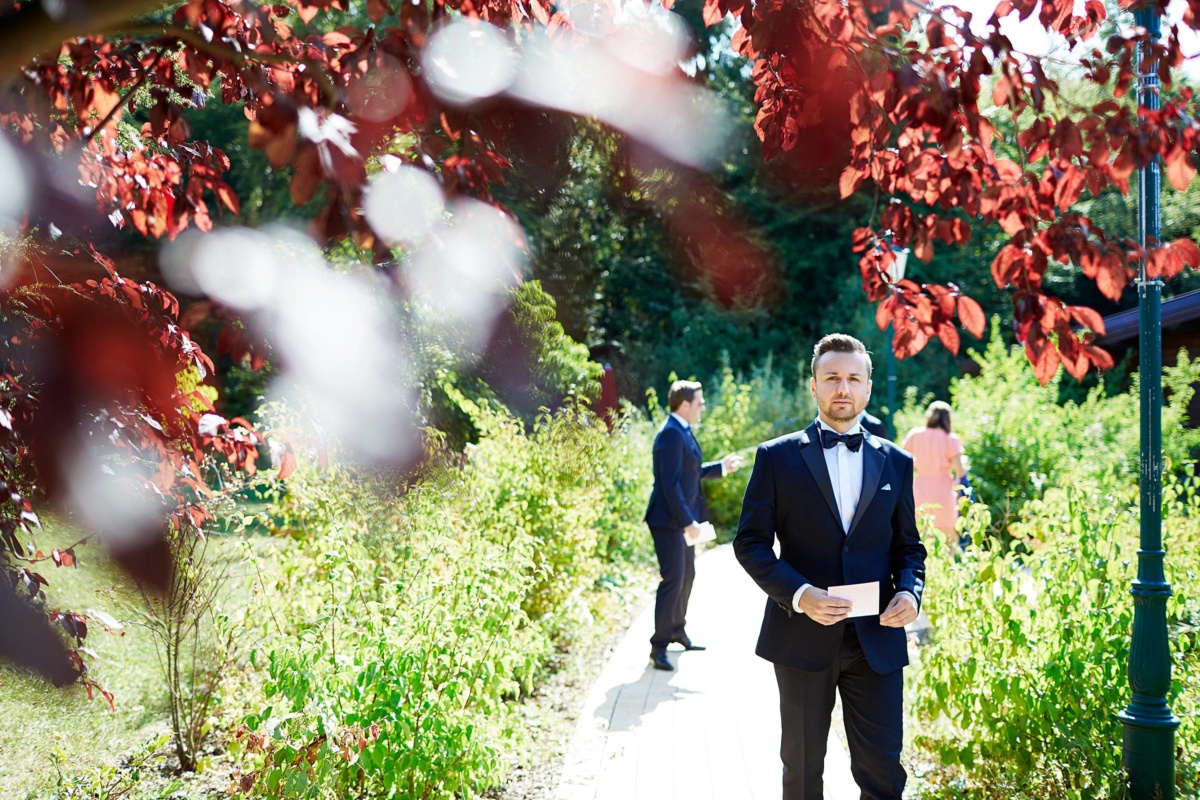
left=418, top=280, right=603, bottom=449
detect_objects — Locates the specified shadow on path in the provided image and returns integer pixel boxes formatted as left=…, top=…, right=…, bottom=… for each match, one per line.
left=555, top=544, right=858, bottom=800
left=596, top=668, right=702, bottom=733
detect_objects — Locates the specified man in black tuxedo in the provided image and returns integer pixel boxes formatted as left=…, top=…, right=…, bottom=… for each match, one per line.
left=734, top=334, right=926, bottom=800
left=644, top=380, right=743, bottom=671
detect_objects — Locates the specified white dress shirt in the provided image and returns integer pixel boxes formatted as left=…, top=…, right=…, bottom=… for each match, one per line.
left=820, top=418, right=864, bottom=534
left=792, top=418, right=915, bottom=614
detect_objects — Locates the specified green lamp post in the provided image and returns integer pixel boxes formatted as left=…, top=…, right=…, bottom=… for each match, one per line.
left=1118, top=3, right=1180, bottom=796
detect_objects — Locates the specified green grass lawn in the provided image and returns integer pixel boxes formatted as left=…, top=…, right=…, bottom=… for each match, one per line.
left=0, top=515, right=273, bottom=799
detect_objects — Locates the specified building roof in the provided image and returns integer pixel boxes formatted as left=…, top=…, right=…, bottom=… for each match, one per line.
left=1095, top=288, right=1200, bottom=346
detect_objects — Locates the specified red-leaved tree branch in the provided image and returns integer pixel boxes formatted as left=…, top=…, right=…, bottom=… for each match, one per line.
left=705, top=0, right=1200, bottom=383
left=0, top=0, right=577, bottom=694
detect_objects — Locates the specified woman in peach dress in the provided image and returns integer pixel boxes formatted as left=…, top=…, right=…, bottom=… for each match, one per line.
left=901, top=401, right=967, bottom=546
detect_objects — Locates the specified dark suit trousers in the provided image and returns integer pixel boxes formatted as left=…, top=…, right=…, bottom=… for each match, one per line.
left=774, top=624, right=906, bottom=800
left=649, top=526, right=695, bottom=651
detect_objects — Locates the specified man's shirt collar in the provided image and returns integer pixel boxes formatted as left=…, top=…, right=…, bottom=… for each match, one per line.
left=670, top=412, right=691, bottom=430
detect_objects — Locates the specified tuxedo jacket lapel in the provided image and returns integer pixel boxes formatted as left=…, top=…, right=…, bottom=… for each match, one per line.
left=848, top=434, right=885, bottom=537
left=670, top=416, right=702, bottom=458
left=799, top=424, right=840, bottom=527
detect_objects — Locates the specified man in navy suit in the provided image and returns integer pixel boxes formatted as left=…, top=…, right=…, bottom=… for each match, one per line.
left=644, top=380, right=743, bottom=671
left=734, top=334, right=926, bottom=800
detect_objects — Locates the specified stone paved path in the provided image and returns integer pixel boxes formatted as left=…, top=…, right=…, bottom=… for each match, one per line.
left=554, top=543, right=859, bottom=800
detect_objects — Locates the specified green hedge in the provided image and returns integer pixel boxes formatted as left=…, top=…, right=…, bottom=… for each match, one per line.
left=907, top=337, right=1200, bottom=798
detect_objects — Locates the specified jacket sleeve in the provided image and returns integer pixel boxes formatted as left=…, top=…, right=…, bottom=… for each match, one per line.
left=700, top=460, right=723, bottom=480
left=733, top=445, right=810, bottom=614
left=653, top=427, right=694, bottom=527
left=889, top=454, right=927, bottom=608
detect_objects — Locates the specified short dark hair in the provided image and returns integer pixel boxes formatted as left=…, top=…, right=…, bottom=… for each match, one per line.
left=811, top=333, right=873, bottom=378
left=668, top=380, right=703, bottom=411
left=925, top=400, right=952, bottom=433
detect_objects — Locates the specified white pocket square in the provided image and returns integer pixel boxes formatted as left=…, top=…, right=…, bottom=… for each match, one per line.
left=881, top=483, right=892, bottom=491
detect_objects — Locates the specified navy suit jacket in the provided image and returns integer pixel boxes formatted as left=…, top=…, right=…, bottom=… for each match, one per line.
left=644, top=415, right=723, bottom=530
left=734, top=422, right=926, bottom=675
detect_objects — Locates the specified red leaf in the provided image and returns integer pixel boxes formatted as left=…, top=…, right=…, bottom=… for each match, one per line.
left=1095, top=252, right=1127, bottom=300
left=875, top=295, right=897, bottom=331
left=1068, top=305, right=1106, bottom=334
left=1025, top=327, right=1060, bottom=385
left=839, top=166, right=864, bottom=199
left=1056, top=118, right=1084, bottom=160
left=1146, top=247, right=1169, bottom=279
left=927, top=18, right=945, bottom=48
left=215, top=182, right=240, bottom=215
left=368, top=0, right=389, bottom=22
left=703, top=0, right=725, bottom=26
left=957, top=295, right=986, bottom=338
left=1085, top=343, right=1115, bottom=371
left=1170, top=238, right=1200, bottom=271
left=1166, top=151, right=1196, bottom=191
left=993, top=74, right=1011, bottom=107
left=893, top=322, right=931, bottom=358
left=1053, top=166, right=1086, bottom=210
left=936, top=321, right=961, bottom=354
left=277, top=449, right=296, bottom=480
left=991, top=244, right=1028, bottom=288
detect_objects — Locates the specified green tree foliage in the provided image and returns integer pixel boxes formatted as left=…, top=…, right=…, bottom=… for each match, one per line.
left=419, top=281, right=602, bottom=448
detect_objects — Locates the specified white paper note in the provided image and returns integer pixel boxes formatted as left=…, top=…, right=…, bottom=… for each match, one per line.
left=826, top=581, right=880, bottom=618
left=685, top=521, right=716, bottom=546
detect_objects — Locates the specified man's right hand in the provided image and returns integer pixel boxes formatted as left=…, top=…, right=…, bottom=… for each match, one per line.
left=684, top=522, right=703, bottom=544
left=799, top=588, right=852, bottom=625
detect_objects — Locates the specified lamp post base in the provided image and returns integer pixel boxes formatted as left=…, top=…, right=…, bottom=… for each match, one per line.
left=1120, top=706, right=1180, bottom=800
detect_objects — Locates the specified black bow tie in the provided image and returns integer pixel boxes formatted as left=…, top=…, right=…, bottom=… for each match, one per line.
left=821, top=429, right=864, bottom=452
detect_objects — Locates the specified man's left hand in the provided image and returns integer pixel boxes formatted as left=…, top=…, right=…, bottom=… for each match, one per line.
left=879, top=594, right=918, bottom=628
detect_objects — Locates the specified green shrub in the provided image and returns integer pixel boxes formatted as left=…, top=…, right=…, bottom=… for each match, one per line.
left=232, top=396, right=656, bottom=799
left=906, top=330, right=1200, bottom=798
left=590, top=406, right=657, bottom=568
left=234, top=509, right=540, bottom=800
left=912, top=474, right=1200, bottom=798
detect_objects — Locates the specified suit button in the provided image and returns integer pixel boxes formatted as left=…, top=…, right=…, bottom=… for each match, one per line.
left=843, top=545, right=849, bottom=553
